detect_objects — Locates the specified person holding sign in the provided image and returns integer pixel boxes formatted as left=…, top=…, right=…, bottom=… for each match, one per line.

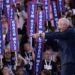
left=32, top=18, right=75, bottom=75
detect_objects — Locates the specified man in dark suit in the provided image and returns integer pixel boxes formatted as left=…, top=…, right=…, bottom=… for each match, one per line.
left=33, top=18, right=75, bottom=75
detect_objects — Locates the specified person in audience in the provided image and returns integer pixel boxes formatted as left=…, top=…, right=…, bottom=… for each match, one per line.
left=2, top=48, right=14, bottom=70
left=13, top=2, right=27, bottom=34
left=21, top=42, right=35, bottom=75
left=41, top=47, right=57, bottom=75
left=64, top=0, right=75, bottom=26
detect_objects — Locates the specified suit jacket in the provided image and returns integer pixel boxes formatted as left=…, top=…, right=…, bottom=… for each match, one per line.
left=45, top=28, right=75, bottom=65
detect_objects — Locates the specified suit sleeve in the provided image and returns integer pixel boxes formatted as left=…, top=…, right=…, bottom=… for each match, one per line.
left=45, top=28, right=75, bottom=40
left=45, top=32, right=65, bottom=40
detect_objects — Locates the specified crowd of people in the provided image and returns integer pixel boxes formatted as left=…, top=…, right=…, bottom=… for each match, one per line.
left=0, top=0, right=75, bottom=75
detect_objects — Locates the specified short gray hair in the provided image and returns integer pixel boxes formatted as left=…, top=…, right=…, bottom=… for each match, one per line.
left=58, top=18, right=72, bottom=27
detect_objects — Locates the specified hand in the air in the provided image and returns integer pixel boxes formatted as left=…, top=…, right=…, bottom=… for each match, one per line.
left=32, top=33, right=45, bottom=39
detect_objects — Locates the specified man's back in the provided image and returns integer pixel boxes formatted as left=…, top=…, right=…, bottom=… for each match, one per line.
left=45, top=28, right=75, bottom=65
left=57, top=28, right=75, bottom=65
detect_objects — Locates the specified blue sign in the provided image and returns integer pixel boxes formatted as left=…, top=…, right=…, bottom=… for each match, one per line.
left=10, top=8, right=14, bottom=19
left=0, top=21, right=3, bottom=54
left=51, top=1, right=58, bottom=28
left=43, top=0, right=50, bottom=20
left=58, top=0, right=64, bottom=12
left=28, top=1, right=36, bottom=35
left=34, top=10, right=44, bottom=74
left=5, top=0, right=18, bottom=51
left=10, top=20, right=18, bottom=51
left=0, top=0, right=3, bottom=54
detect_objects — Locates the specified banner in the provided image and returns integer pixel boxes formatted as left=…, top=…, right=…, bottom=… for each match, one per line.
left=10, top=19, right=19, bottom=51
left=4, top=0, right=16, bottom=18
left=3, top=0, right=11, bottom=42
left=27, top=1, right=36, bottom=35
left=43, top=0, right=50, bottom=20
left=51, top=0, right=59, bottom=28
left=4, top=0, right=11, bottom=18
left=10, top=0, right=19, bottom=52
left=0, top=0, right=3, bottom=54
left=34, top=10, right=44, bottom=74
left=57, top=0, right=64, bottom=13
left=3, top=0, right=18, bottom=51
